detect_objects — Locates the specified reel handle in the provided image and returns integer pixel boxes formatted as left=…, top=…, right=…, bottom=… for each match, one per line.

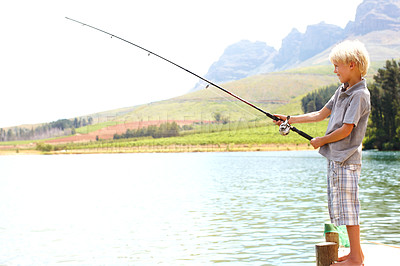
left=277, top=115, right=314, bottom=140
left=279, top=116, right=291, bottom=136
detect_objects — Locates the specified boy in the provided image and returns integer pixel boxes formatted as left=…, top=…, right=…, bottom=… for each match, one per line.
left=274, top=40, right=370, bottom=266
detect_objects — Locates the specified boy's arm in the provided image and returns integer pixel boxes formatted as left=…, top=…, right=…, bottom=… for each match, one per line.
left=310, top=123, right=354, bottom=149
left=274, top=106, right=331, bottom=125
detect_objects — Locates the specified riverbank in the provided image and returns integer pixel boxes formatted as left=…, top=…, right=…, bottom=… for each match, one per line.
left=0, top=143, right=315, bottom=155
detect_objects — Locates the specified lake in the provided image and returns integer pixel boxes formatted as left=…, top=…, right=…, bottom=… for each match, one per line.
left=0, top=150, right=399, bottom=265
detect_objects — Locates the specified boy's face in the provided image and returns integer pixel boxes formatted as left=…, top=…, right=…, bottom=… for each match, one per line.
left=333, top=61, right=353, bottom=84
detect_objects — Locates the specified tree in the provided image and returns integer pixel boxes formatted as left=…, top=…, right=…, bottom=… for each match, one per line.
left=81, top=118, right=88, bottom=127
left=113, top=122, right=180, bottom=140
left=365, top=59, right=400, bottom=150
left=306, top=100, right=316, bottom=113
left=74, top=118, right=79, bottom=128
left=301, top=84, right=338, bottom=113
left=7, top=129, right=14, bottom=141
left=214, top=112, right=222, bottom=123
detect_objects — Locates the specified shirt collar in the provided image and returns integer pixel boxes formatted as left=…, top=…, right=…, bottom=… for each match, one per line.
left=341, top=78, right=366, bottom=96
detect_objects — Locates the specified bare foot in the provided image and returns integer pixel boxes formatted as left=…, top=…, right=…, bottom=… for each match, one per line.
left=338, top=254, right=349, bottom=262
left=337, top=251, right=364, bottom=262
left=330, top=258, right=364, bottom=265
left=331, top=255, right=364, bottom=265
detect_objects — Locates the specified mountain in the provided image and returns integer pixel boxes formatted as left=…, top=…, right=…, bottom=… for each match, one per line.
left=190, top=40, right=276, bottom=92
left=203, top=40, right=276, bottom=83
left=345, top=0, right=400, bottom=35
left=273, top=23, right=344, bottom=70
left=195, top=0, right=400, bottom=90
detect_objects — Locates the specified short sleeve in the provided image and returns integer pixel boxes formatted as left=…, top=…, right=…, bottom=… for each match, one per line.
left=324, top=87, right=341, bottom=111
left=324, top=94, right=335, bottom=110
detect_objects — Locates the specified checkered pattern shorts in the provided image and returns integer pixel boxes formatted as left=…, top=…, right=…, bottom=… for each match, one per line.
left=327, top=160, right=361, bottom=226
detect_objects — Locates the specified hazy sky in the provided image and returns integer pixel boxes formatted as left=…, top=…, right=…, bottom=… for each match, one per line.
left=0, top=0, right=363, bottom=128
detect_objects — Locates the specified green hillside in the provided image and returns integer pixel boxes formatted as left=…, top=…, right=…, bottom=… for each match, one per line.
left=55, top=120, right=329, bottom=154
left=115, top=71, right=338, bottom=123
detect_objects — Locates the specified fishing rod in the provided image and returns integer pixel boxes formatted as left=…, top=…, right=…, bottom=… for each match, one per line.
left=65, top=17, right=313, bottom=141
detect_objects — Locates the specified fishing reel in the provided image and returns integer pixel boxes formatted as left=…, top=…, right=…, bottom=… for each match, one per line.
left=279, top=116, right=291, bottom=136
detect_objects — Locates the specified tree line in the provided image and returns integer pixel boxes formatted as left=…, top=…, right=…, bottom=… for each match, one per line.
left=0, top=117, right=93, bottom=142
left=301, top=84, right=338, bottom=113
left=113, top=122, right=180, bottom=140
left=364, top=59, right=400, bottom=150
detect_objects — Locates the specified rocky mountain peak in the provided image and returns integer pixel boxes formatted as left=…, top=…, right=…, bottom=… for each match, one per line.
left=345, top=0, right=400, bottom=35
left=273, top=22, right=344, bottom=70
left=190, top=40, right=276, bottom=91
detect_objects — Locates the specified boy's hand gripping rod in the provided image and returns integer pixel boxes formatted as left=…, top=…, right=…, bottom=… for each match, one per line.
left=65, top=17, right=313, bottom=141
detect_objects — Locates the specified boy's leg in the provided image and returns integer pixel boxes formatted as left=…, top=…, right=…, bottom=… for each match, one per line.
left=347, top=225, right=363, bottom=260
left=328, top=162, right=364, bottom=265
left=326, top=162, right=361, bottom=226
left=333, top=225, right=364, bottom=265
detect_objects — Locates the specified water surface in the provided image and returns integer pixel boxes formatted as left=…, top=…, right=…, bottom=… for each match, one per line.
left=0, top=151, right=398, bottom=265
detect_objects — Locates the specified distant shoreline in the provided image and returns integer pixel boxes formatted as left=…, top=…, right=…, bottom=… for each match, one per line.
left=0, top=143, right=315, bottom=155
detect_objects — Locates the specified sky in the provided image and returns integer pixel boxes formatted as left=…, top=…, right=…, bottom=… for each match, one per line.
left=0, top=0, right=363, bottom=128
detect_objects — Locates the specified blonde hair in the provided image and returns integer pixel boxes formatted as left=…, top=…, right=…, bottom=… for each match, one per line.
left=329, top=40, right=370, bottom=77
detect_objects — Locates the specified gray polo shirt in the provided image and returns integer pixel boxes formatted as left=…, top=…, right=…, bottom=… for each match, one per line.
left=319, top=79, right=371, bottom=164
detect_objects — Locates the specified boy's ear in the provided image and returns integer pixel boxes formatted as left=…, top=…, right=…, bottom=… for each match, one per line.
left=349, top=61, right=356, bottom=69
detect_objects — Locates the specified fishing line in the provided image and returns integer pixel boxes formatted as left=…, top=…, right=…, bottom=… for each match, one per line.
left=65, top=17, right=313, bottom=140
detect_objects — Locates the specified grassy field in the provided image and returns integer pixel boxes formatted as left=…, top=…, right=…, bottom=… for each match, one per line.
left=0, top=90, right=328, bottom=155
left=0, top=114, right=329, bottom=154
left=48, top=120, right=328, bottom=154
left=75, top=120, right=126, bottom=134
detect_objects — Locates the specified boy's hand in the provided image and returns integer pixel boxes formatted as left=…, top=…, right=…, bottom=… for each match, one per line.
left=311, top=124, right=353, bottom=149
left=310, top=137, right=325, bottom=149
left=272, top=114, right=287, bottom=126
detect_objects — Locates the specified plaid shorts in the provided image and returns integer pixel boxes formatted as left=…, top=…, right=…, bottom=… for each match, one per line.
left=327, top=160, right=361, bottom=226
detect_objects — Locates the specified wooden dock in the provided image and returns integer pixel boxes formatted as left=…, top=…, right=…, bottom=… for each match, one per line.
left=339, top=241, right=400, bottom=265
